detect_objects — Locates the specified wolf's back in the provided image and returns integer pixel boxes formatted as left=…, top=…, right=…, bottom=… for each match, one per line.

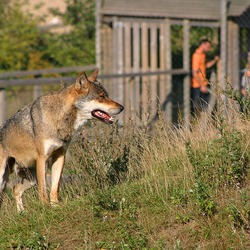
left=0, top=103, right=35, bottom=141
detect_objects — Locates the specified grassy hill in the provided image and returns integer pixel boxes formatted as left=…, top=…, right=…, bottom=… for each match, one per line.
left=1, top=110, right=250, bottom=249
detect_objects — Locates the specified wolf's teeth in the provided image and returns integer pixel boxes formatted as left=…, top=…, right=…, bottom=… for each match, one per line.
left=109, top=117, right=114, bottom=121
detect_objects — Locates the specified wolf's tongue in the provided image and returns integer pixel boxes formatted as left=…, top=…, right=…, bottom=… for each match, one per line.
left=91, top=110, right=114, bottom=124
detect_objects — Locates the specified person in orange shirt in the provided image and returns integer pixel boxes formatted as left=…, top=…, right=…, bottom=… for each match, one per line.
left=191, top=38, right=219, bottom=116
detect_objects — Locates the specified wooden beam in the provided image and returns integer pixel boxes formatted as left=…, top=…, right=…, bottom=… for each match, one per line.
left=124, top=22, right=132, bottom=123
left=220, top=0, right=229, bottom=117
left=0, top=69, right=190, bottom=87
left=183, top=19, right=190, bottom=127
left=228, top=20, right=240, bottom=89
left=132, top=22, right=140, bottom=123
left=165, top=18, right=172, bottom=123
left=220, top=0, right=228, bottom=88
left=116, top=20, right=124, bottom=124
left=0, top=65, right=96, bottom=79
left=150, top=23, right=158, bottom=118
left=159, top=21, right=166, bottom=115
left=0, top=88, right=5, bottom=125
left=95, top=0, right=102, bottom=70
left=141, top=22, right=149, bottom=122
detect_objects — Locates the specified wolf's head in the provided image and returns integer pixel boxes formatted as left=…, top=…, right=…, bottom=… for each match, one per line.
left=72, top=69, right=124, bottom=129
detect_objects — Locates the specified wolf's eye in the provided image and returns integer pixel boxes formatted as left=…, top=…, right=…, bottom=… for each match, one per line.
left=99, top=93, right=105, bottom=98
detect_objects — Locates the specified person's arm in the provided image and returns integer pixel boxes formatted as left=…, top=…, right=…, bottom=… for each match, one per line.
left=192, top=69, right=205, bottom=86
left=206, top=56, right=220, bottom=69
left=241, top=88, right=247, bottom=96
left=241, top=69, right=250, bottom=96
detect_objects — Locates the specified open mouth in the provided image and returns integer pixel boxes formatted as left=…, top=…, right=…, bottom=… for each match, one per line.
left=91, top=110, right=114, bottom=124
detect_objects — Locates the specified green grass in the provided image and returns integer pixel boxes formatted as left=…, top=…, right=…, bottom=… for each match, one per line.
left=1, top=111, right=250, bottom=249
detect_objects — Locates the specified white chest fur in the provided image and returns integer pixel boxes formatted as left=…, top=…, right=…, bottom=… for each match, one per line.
left=73, top=110, right=90, bottom=130
left=44, top=138, right=64, bottom=156
left=73, top=101, right=95, bottom=130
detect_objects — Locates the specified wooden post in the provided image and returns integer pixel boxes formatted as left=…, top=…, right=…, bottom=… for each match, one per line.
left=220, top=0, right=229, bottom=116
left=227, top=20, right=239, bottom=90
left=159, top=21, right=166, bottom=120
left=141, top=22, right=149, bottom=123
left=33, top=84, right=43, bottom=100
left=33, top=74, right=43, bottom=100
left=150, top=23, right=158, bottom=119
left=112, top=16, right=118, bottom=100
left=103, top=24, right=113, bottom=92
left=116, top=20, right=124, bottom=125
left=220, top=0, right=228, bottom=88
left=132, top=22, right=140, bottom=124
left=165, top=18, right=172, bottom=123
left=0, top=88, right=6, bottom=125
left=95, top=0, right=101, bottom=70
left=183, top=19, right=190, bottom=127
left=124, top=22, right=131, bottom=123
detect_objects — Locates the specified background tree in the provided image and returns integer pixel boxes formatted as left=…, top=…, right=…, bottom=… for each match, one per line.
left=45, top=0, right=96, bottom=66
left=0, top=0, right=50, bottom=71
left=0, top=0, right=96, bottom=71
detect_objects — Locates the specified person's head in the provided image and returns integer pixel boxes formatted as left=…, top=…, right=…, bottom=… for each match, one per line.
left=198, top=38, right=211, bottom=53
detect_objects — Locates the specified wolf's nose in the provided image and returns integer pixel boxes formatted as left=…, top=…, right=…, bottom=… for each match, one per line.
left=120, top=105, right=124, bottom=112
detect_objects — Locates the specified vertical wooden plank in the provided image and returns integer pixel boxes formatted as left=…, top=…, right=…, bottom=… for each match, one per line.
left=102, top=25, right=108, bottom=75
left=33, top=85, right=43, bottom=100
left=159, top=21, right=166, bottom=122
left=0, top=88, right=6, bottom=125
left=183, top=19, right=190, bottom=127
left=124, top=22, right=131, bottom=123
left=227, top=20, right=233, bottom=84
left=165, top=18, right=172, bottom=123
left=112, top=16, right=119, bottom=101
left=106, top=25, right=113, bottom=75
left=150, top=23, right=158, bottom=119
left=102, top=24, right=113, bottom=93
left=248, top=30, right=250, bottom=52
left=133, top=22, right=140, bottom=124
left=141, top=22, right=149, bottom=123
left=95, top=0, right=101, bottom=70
left=116, top=20, right=124, bottom=125
left=101, top=24, right=112, bottom=94
left=220, top=0, right=229, bottom=117
left=231, top=21, right=239, bottom=90
left=227, top=21, right=239, bottom=115
left=220, top=0, right=228, bottom=89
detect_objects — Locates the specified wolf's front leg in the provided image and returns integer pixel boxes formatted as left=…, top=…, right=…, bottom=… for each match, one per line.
left=36, top=156, right=49, bottom=204
left=0, top=151, right=14, bottom=207
left=50, top=154, right=65, bottom=205
left=0, top=158, right=8, bottom=207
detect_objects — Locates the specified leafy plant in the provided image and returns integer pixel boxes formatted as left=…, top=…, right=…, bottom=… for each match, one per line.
left=227, top=203, right=250, bottom=231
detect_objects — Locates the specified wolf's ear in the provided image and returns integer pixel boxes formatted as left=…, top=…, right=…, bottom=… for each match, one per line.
left=88, top=68, right=99, bottom=82
left=74, top=71, right=91, bottom=93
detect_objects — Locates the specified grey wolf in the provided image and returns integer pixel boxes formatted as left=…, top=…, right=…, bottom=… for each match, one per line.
left=0, top=69, right=124, bottom=212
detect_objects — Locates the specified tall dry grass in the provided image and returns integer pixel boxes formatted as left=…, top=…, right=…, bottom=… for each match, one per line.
left=1, top=92, right=250, bottom=249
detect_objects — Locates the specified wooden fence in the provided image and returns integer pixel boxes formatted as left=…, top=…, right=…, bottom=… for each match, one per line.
left=0, top=65, right=190, bottom=126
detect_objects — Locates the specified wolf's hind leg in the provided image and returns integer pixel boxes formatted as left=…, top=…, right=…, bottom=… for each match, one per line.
left=13, top=167, right=37, bottom=212
left=13, top=179, right=36, bottom=212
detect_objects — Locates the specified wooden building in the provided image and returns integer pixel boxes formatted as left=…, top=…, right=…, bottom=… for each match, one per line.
left=96, top=0, right=250, bottom=126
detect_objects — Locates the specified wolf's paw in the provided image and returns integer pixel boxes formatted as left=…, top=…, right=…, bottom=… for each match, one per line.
left=50, top=201, right=59, bottom=208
